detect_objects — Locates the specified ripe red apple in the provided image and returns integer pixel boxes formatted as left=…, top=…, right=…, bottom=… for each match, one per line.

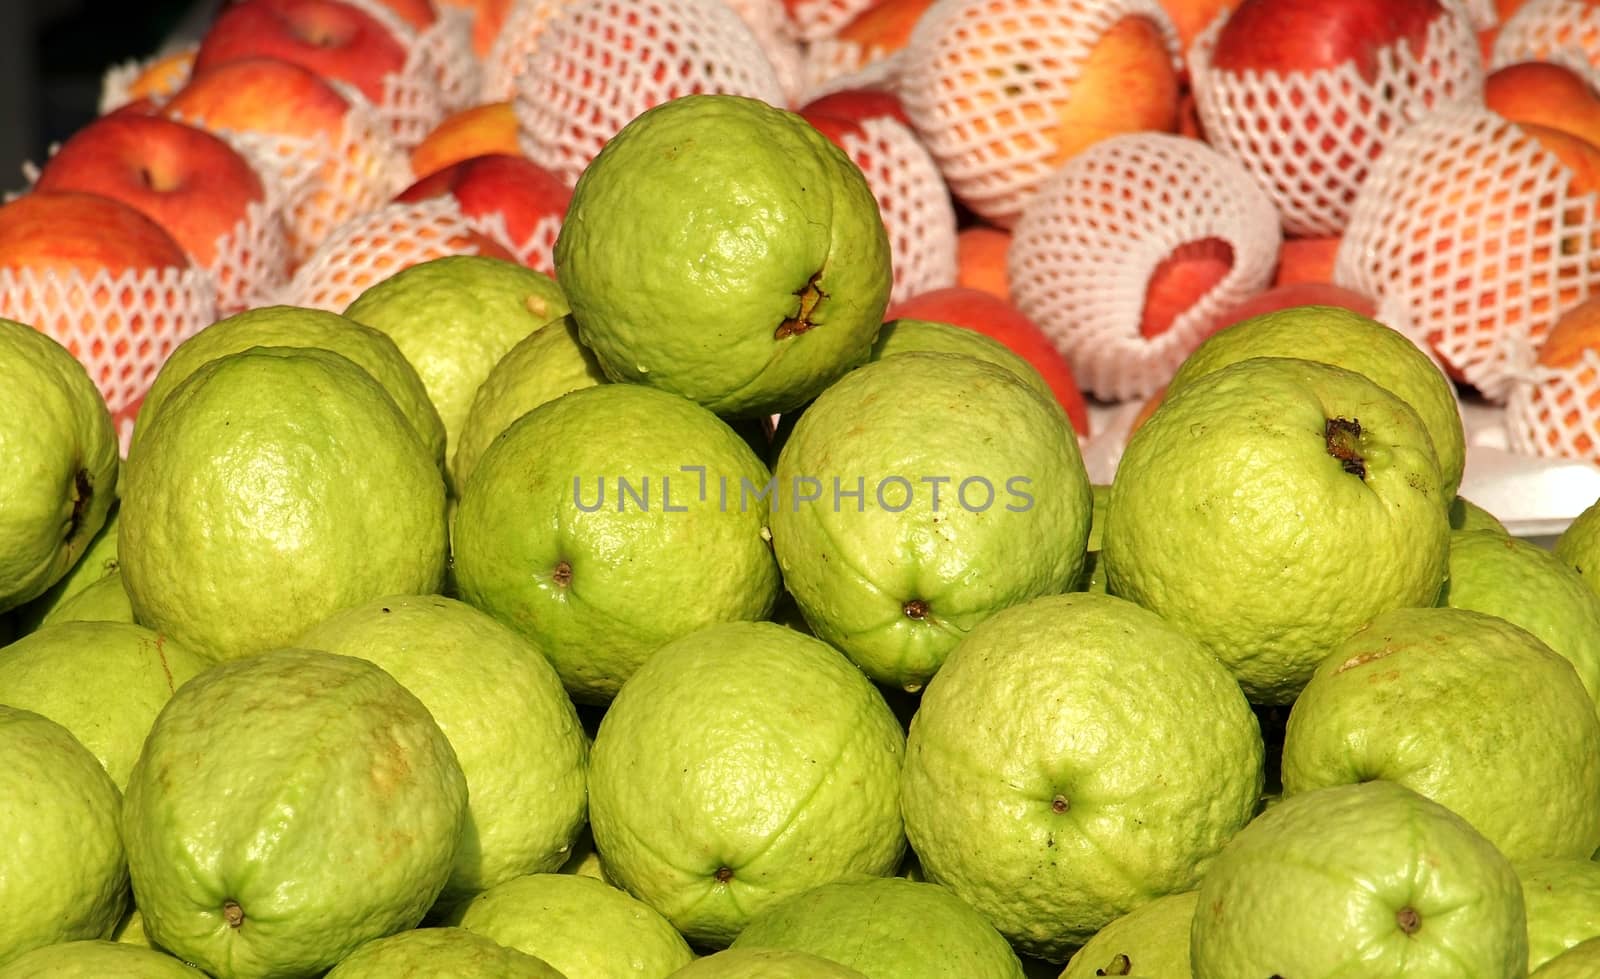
left=1486, top=61, right=1600, bottom=155
left=395, top=153, right=571, bottom=272
left=0, top=190, right=191, bottom=277
left=1209, top=0, right=1445, bottom=81
left=31, top=113, right=267, bottom=267
left=885, top=286, right=1091, bottom=436
left=1140, top=238, right=1235, bottom=339
left=163, top=56, right=356, bottom=142
left=409, top=101, right=520, bottom=180
left=1273, top=236, right=1344, bottom=287
left=192, top=0, right=410, bottom=106
left=1211, top=281, right=1379, bottom=329
left=797, top=88, right=913, bottom=130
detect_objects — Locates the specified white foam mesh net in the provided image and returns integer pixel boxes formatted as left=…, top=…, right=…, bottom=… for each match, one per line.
left=481, top=0, right=584, bottom=102
left=895, top=0, right=1183, bottom=230
left=1505, top=345, right=1600, bottom=461
left=782, top=0, right=874, bottom=42
left=723, top=0, right=809, bottom=106
left=1447, top=0, right=1501, bottom=32
left=1491, top=0, right=1600, bottom=87
left=177, top=94, right=413, bottom=268
left=335, top=0, right=478, bottom=149
left=513, top=0, right=789, bottom=186
left=273, top=197, right=510, bottom=312
left=801, top=39, right=908, bottom=102
left=97, top=41, right=197, bottom=116
left=1334, top=100, right=1600, bottom=403
left=1008, top=131, right=1283, bottom=402
left=467, top=207, right=565, bottom=275
left=835, top=114, right=957, bottom=304
left=0, top=266, right=218, bottom=453
left=207, top=198, right=297, bottom=315
left=1188, top=6, right=1485, bottom=239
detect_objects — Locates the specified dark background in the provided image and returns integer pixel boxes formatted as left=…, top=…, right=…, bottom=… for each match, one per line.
left=1, top=0, right=222, bottom=196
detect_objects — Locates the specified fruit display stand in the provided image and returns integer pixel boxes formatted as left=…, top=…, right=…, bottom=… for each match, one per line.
left=15, top=0, right=1600, bottom=973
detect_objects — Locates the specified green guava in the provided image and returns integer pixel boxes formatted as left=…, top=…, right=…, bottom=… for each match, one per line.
left=1058, top=890, right=1197, bottom=979
left=731, top=875, right=1027, bottom=979
left=1451, top=495, right=1508, bottom=534
left=1282, top=607, right=1600, bottom=862
left=0, top=940, right=204, bottom=978
left=667, top=949, right=869, bottom=978
left=0, top=706, right=127, bottom=966
left=554, top=94, right=891, bottom=418
left=126, top=304, right=446, bottom=468
left=900, top=592, right=1263, bottom=961
left=39, top=568, right=134, bottom=626
left=0, top=620, right=209, bottom=788
left=452, top=383, right=780, bottom=704
left=323, top=927, right=567, bottom=978
left=1164, top=304, right=1465, bottom=500
left=772, top=351, right=1092, bottom=691
left=588, top=621, right=906, bottom=948
left=343, top=255, right=569, bottom=491
left=1517, top=857, right=1600, bottom=972
left=1440, top=528, right=1600, bottom=706
left=11, top=504, right=119, bottom=633
left=1104, top=356, right=1450, bottom=705
left=871, top=318, right=1058, bottom=407
left=118, top=346, right=448, bottom=661
left=1534, top=937, right=1600, bottom=977
left=1190, top=780, right=1526, bottom=977
left=296, top=594, right=589, bottom=907
left=1076, top=483, right=1110, bottom=593
left=451, top=315, right=607, bottom=490
left=450, top=873, right=694, bottom=979
left=0, top=318, right=118, bottom=614
left=1555, top=499, right=1600, bottom=597
left=122, top=648, right=469, bottom=978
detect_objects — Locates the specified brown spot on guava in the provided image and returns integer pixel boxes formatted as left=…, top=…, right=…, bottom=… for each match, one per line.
left=1397, top=906, right=1421, bottom=934
left=223, top=900, right=244, bottom=928
left=154, top=634, right=175, bottom=695
left=65, top=469, right=92, bottom=542
left=903, top=599, right=929, bottom=619
left=1334, top=646, right=1395, bottom=674
left=1325, top=417, right=1366, bottom=479
left=1095, top=954, right=1132, bottom=976
left=714, top=866, right=734, bottom=883
left=774, top=272, right=827, bottom=340
left=1051, top=794, right=1069, bottom=814
left=553, top=561, right=573, bottom=586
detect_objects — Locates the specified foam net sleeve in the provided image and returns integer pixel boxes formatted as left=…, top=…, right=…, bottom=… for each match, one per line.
left=1007, top=131, right=1282, bottom=402
left=895, top=0, right=1182, bottom=229
left=1188, top=6, right=1484, bottom=237
left=1334, top=100, right=1600, bottom=402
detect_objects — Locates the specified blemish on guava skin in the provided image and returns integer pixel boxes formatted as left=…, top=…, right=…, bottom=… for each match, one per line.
left=64, top=468, right=91, bottom=542
left=1334, top=646, right=1395, bottom=674
left=774, top=272, right=827, bottom=340
left=1051, top=794, right=1069, bottom=814
left=1324, top=417, right=1366, bottom=479
left=223, top=899, right=244, bottom=928
left=524, top=294, right=549, bottom=318
left=902, top=599, right=929, bottom=619
left=1396, top=906, right=1422, bottom=935
left=714, top=866, right=734, bottom=883
left=1094, top=953, right=1132, bottom=976
left=552, top=561, right=573, bottom=587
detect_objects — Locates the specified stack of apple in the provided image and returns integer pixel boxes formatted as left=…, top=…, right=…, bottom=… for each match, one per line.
left=8, top=0, right=1600, bottom=467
